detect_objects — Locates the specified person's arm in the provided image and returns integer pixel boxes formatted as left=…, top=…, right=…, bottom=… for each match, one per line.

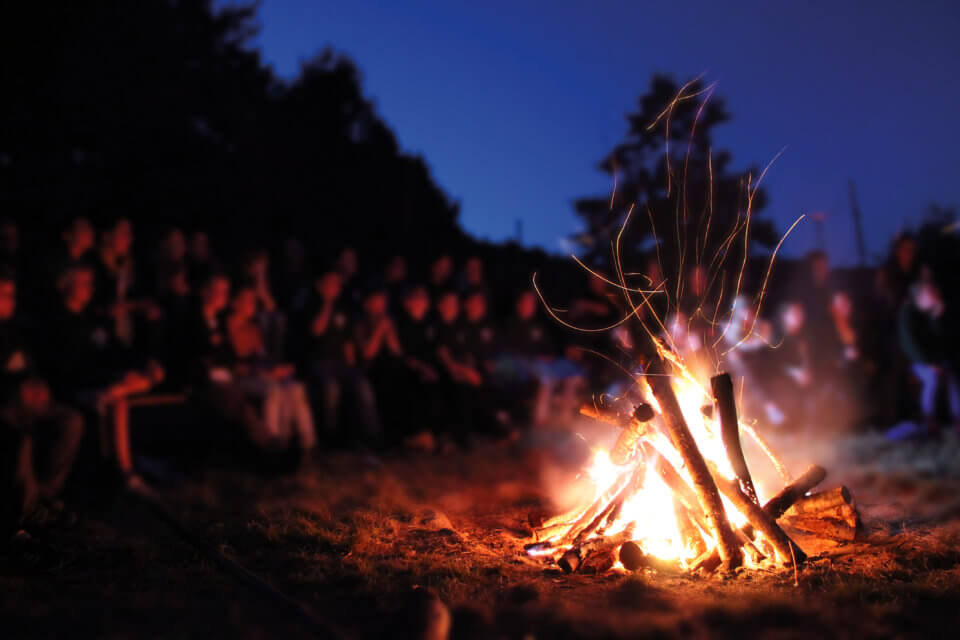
left=311, top=299, right=335, bottom=336
left=358, top=319, right=388, bottom=361
left=383, top=318, right=402, bottom=356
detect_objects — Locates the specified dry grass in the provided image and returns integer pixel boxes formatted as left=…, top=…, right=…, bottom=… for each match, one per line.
left=3, top=431, right=960, bottom=638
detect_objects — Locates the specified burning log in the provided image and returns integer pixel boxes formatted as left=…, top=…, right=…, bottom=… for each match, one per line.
left=691, top=464, right=827, bottom=572
left=762, top=465, right=828, bottom=518
left=784, top=486, right=854, bottom=516
left=580, top=402, right=655, bottom=465
left=559, top=467, right=637, bottom=545
left=618, top=541, right=646, bottom=571
left=640, top=442, right=711, bottom=535
left=558, top=525, right=636, bottom=574
left=709, top=465, right=806, bottom=566
left=711, top=373, right=758, bottom=504
left=645, top=359, right=742, bottom=570
left=572, top=464, right=644, bottom=545
left=673, top=497, right=707, bottom=557
left=781, top=515, right=857, bottom=542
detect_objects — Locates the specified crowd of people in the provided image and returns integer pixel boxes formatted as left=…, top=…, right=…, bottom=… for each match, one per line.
left=1, top=216, right=956, bottom=536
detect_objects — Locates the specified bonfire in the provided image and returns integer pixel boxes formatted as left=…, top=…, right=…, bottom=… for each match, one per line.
left=525, top=79, right=860, bottom=577
left=525, top=358, right=860, bottom=576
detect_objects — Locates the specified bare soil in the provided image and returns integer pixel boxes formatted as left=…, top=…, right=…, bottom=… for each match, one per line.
left=3, top=428, right=960, bottom=639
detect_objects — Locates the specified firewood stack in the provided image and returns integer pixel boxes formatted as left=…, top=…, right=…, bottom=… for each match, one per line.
left=525, top=366, right=861, bottom=576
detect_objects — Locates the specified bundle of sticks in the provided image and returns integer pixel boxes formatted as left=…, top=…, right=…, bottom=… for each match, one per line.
left=526, top=359, right=861, bottom=576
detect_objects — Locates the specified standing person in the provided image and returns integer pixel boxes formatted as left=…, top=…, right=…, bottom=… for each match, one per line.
left=0, top=271, right=84, bottom=534
left=395, top=284, right=443, bottom=444
left=297, top=268, right=380, bottom=445
left=898, top=279, right=960, bottom=436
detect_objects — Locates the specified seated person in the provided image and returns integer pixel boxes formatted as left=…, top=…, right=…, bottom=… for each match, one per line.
left=296, top=268, right=380, bottom=444
left=501, top=290, right=582, bottom=424
left=0, top=272, right=83, bottom=533
left=39, top=264, right=162, bottom=484
left=226, top=284, right=317, bottom=456
left=353, top=282, right=404, bottom=444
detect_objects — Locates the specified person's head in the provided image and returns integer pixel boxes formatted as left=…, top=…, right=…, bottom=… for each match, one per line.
left=201, top=273, right=231, bottom=314
left=385, top=255, right=407, bottom=283
left=58, top=265, right=96, bottom=311
left=516, top=290, right=537, bottom=320
left=0, top=272, right=16, bottom=320
left=163, top=227, right=187, bottom=262
left=892, top=233, right=917, bottom=272
left=244, top=248, right=269, bottom=280
left=403, top=285, right=430, bottom=321
left=0, top=218, right=18, bottom=255
left=63, top=217, right=95, bottom=257
left=363, top=288, right=389, bottom=316
left=190, top=230, right=211, bottom=262
left=168, top=266, right=190, bottom=297
left=464, top=256, right=483, bottom=286
left=463, top=289, right=487, bottom=322
left=807, top=250, right=829, bottom=285
left=781, top=302, right=806, bottom=336
left=912, top=279, right=943, bottom=314
left=436, top=291, right=459, bottom=324
left=337, top=247, right=358, bottom=279
left=830, top=291, right=853, bottom=321
left=316, top=270, right=343, bottom=300
left=231, top=286, right=259, bottom=321
left=106, top=218, right=133, bottom=257
left=430, top=255, right=454, bottom=285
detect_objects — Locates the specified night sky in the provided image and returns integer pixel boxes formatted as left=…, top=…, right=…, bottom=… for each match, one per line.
left=253, top=0, right=960, bottom=265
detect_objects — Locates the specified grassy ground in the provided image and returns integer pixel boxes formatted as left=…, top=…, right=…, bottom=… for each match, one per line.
left=3, top=427, right=960, bottom=639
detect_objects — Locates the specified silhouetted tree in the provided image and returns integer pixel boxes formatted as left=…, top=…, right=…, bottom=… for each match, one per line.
left=0, top=1, right=463, bottom=259
left=572, top=76, right=778, bottom=311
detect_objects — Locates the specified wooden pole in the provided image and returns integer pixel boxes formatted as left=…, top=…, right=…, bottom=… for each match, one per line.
left=645, top=358, right=742, bottom=570
left=691, top=464, right=826, bottom=572
left=710, top=466, right=806, bottom=565
left=711, top=373, right=758, bottom=504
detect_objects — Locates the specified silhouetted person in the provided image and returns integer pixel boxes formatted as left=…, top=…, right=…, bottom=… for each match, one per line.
left=429, top=255, right=455, bottom=297
left=0, top=272, right=84, bottom=534
left=226, top=285, right=316, bottom=456
left=899, top=279, right=960, bottom=435
left=298, top=269, right=380, bottom=444
left=41, top=264, right=162, bottom=483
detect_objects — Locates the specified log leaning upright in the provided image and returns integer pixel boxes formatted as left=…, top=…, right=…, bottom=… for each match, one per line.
left=646, top=357, right=743, bottom=570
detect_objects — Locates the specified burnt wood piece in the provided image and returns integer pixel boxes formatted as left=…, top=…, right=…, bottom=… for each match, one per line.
left=781, top=515, right=857, bottom=542
left=691, top=464, right=827, bottom=572
left=558, top=525, right=636, bottom=574
left=645, top=358, right=742, bottom=570
left=711, top=373, right=758, bottom=504
left=619, top=541, right=646, bottom=571
left=783, top=486, right=854, bottom=516
left=709, top=465, right=807, bottom=566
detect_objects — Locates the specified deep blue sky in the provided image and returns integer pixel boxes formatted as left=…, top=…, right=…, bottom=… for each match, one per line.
left=253, top=1, right=960, bottom=264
